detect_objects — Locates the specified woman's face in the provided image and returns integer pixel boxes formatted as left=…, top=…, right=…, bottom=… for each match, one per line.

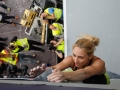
left=72, top=47, right=92, bottom=68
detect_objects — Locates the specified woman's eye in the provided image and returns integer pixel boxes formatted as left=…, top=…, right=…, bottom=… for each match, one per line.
left=73, top=54, right=75, bottom=57
left=78, top=56, right=84, bottom=59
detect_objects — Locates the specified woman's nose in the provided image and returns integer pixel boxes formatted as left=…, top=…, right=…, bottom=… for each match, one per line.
left=74, top=57, right=79, bottom=63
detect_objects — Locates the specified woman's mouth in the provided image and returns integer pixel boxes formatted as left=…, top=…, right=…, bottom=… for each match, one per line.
left=75, top=63, right=80, bottom=67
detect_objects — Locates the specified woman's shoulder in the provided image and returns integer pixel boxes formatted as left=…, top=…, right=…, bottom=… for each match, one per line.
left=93, top=56, right=103, bottom=61
left=65, top=55, right=73, bottom=60
left=92, top=56, right=105, bottom=65
left=61, top=55, right=74, bottom=64
left=63, top=55, right=74, bottom=66
left=91, top=56, right=106, bottom=75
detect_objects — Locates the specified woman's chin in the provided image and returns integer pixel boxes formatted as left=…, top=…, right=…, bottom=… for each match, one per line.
left=75, top=64, right=80, bottom=67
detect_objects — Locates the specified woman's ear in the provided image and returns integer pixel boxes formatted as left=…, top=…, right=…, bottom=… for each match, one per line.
left=89, top=54, right=93, bottom=60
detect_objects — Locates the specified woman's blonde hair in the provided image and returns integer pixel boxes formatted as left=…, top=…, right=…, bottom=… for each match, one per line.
left=73, top=34, right=100, bottom=55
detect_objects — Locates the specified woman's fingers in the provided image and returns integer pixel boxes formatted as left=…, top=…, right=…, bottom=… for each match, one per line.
left=48, top=74, right=62, bottom=82
left=29, top=66, right=41, bottom=76
left=47, top=69, right=65, bottom=82
left=29, top=64, right=46, bottom=77
left=52, top=69, right=58, bottom=73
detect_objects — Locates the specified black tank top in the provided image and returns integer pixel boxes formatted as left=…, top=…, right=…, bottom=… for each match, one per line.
left=72, top=57, right=107, bottom=84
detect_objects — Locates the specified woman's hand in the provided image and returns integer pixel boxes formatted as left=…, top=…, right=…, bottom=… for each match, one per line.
left=29, top=63, right=46, bottom=77
left=47, top=69, right=66, bottom=82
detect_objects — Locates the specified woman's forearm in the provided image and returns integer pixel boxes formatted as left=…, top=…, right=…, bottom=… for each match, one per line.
left=55, top=50, right=63, bottom=58
left=64, top=69, right=87, bottom=82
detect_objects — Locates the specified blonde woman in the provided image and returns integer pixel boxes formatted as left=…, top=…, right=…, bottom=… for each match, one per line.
left=30, top=34, right=109, bottom=84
